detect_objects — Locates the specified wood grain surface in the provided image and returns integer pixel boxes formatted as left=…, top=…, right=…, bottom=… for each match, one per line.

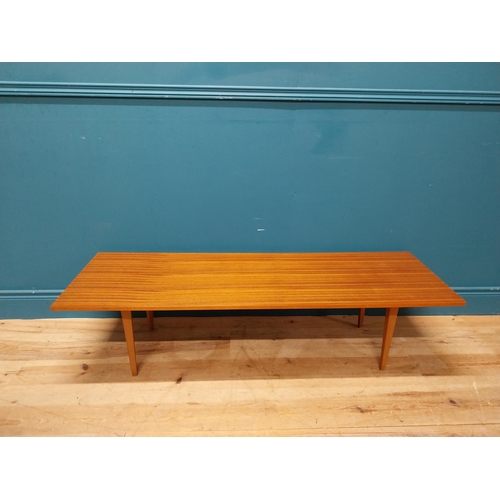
left=51, top=252, right=465, bottom=311
left=1, top=315, right=498, bottom=436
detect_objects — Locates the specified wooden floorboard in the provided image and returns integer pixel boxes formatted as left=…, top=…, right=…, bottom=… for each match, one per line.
left=1, top=315, right=499, bottom=436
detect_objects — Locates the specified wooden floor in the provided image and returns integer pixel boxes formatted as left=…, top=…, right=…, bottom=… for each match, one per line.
left=1, top=314, right=499, bottom=436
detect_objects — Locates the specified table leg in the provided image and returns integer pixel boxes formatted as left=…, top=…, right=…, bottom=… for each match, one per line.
left=146, top=310, right=154, bottom=331
left=379, top=307, right=398, bottom=370
left=358, top=308, right=365, bottom=328
left=121, top=310, right=138, bottom=376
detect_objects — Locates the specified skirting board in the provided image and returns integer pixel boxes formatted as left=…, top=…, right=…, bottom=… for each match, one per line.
left=1, top=288, right=499, bottom=319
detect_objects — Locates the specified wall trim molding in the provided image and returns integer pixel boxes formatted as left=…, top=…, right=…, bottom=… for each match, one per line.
left=1, top=81, right=500, bottom=105
left=0, top=290, right=62, bottom=300
left=1, top=287, right=498, bottom=318
left=454, top=287, right=500, bottom=295
left=1, top=286, right=499, bottom=302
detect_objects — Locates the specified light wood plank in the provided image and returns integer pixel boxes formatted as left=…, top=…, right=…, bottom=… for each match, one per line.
left=1, top=315, right=499, bottom=436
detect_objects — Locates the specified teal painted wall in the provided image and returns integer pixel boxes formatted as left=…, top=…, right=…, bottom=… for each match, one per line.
left=1, top=63, right=499, bottom=318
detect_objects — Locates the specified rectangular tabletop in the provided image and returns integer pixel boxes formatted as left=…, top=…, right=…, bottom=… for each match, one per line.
left=51, top=251, right=465, bottom=311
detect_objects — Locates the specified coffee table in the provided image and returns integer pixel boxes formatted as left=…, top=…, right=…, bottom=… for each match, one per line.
left=51, top=252, right=466, bottom=375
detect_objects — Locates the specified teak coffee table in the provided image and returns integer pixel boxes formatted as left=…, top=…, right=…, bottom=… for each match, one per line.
left=51, top=251, right=466, bottom=375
